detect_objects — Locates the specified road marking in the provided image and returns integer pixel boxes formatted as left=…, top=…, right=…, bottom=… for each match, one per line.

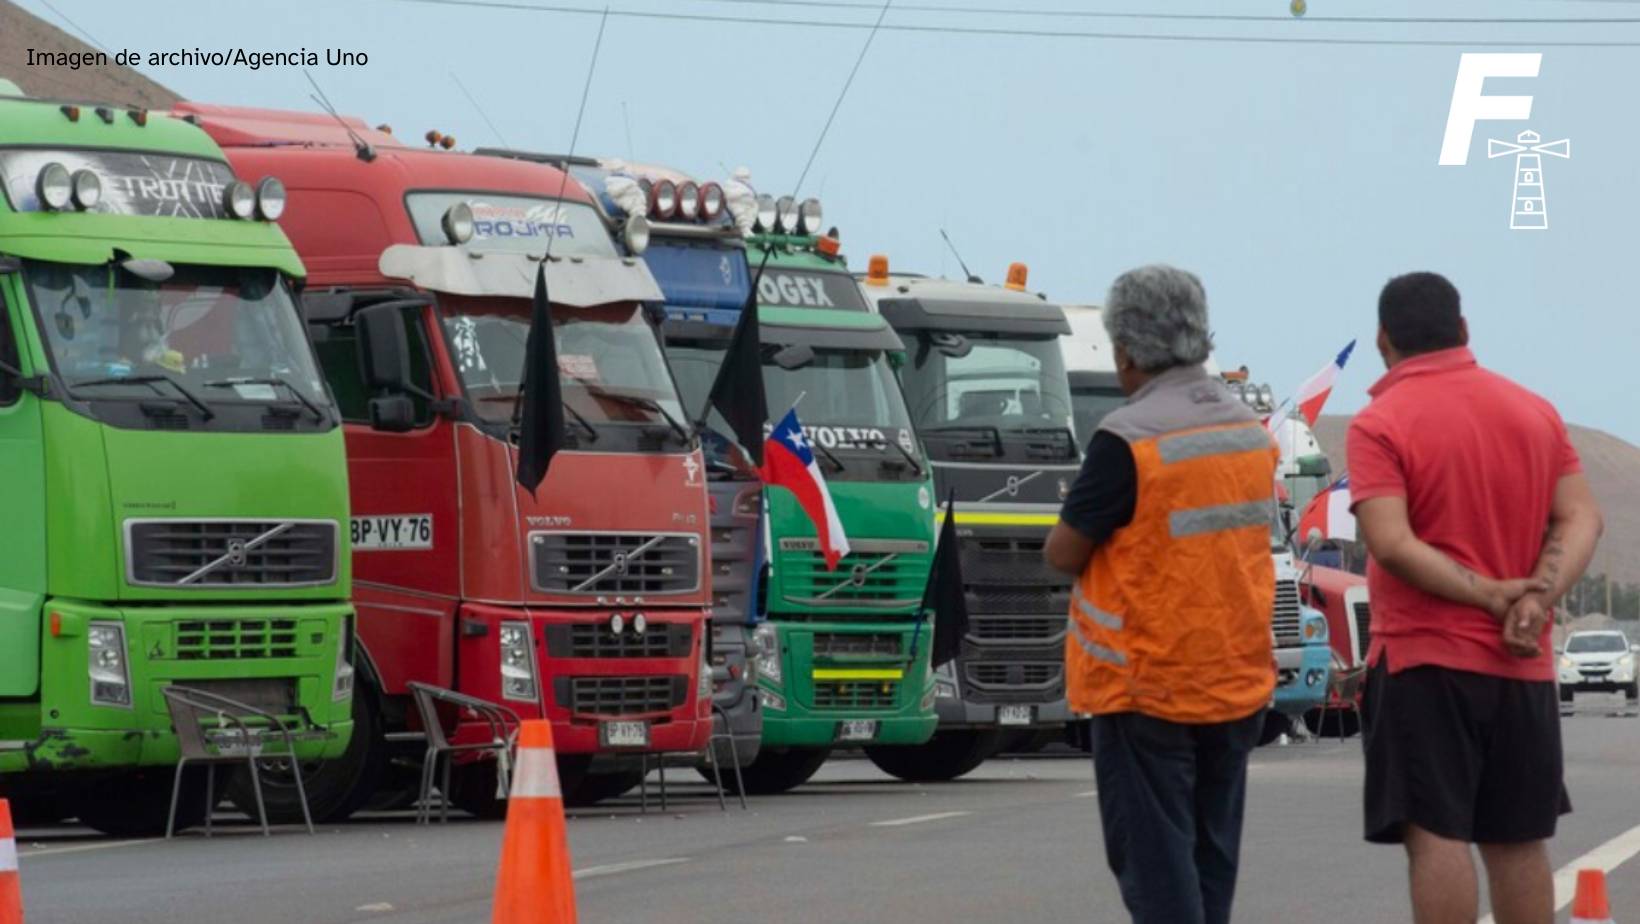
left=870, top=811, right=971, bottom=828
left=1478, top=822, right=1640, bottom=924
left=573, top=857, right=689, bottom=880
left=1076, top=790, right=1099, bottom=798
left=20, top=838, right=157, bottom=858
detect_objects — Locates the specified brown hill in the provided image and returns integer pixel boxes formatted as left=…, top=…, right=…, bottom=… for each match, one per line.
left=1313, top=415, right=1640, bottom=585
left=0, top=0, right=176, bottom=107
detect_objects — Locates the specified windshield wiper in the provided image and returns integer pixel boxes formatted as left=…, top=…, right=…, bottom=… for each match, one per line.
left=809, top=439, right=845, bottom=474
left=504, top=388, right=598, bottom=443
left=923, top=424, right=1002, bottom=456
left=1007, top=425, right=1079, bottom=459
left=583, top=389, right=693, bottom=445
left=202, top=376, right=328, bottom=422
left=71, top=374, right=215, bottom=420
left=838, top=436, right=924, bottom=477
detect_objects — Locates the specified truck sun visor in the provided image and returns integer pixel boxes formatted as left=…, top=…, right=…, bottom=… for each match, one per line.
left=376, top=244, right=664, bottom=308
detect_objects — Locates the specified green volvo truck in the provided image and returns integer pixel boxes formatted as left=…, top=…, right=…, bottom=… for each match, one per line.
left=0, top=85, right=354, bottom=834
left=663, top=216, right=937, bottom=793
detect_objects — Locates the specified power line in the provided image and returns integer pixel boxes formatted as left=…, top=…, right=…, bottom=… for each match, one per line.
left=387, top=0, right=1640, bottom=46
left=693, top=0, right=1640, bottom=25
left=36, top=0, right=111, bottom=54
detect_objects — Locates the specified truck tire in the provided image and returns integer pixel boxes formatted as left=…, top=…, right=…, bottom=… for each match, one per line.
left=1301, top=707, right=1360, bottom=739
left=74, top=767, right=211, bottom=837
left=0, top=781, right=69, bottom=826
left=864, top=731, right=1004, bottom=783
left=445, top=759, right=510, bottom=819
left=224, top=677, right=386, bottom=824
left=729, top=747, right=832, bottom=795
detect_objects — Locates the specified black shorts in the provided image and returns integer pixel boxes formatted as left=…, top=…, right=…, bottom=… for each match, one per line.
left=1362, top=656, right=1571, bottom=845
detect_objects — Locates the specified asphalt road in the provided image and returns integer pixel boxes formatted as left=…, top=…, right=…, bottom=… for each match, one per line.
left=15, top=696, right=1640, bottom=923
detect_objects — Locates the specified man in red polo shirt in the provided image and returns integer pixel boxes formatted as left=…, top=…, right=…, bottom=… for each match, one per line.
left=1349, top=271, right=1604, bottom=924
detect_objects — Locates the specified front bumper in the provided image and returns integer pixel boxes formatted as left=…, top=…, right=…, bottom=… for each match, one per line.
left=755, top=618, right=937, bottom=749
left=0, top=598, right=354, bottom=774
left=931, top=679, right=1072, bottom=728
left=1559, top=662, right=1637, bottom=692
left=1271, top=644, right=1332, bottom=715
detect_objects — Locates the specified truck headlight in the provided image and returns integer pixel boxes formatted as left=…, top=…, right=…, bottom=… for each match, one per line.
left=758, top=688, right=785, bottom=711
left=935, top=679, right=958, bottom=700
left=1302, top=613, right=1328, bottom=644
left=698, top=647, right=714, bottom=701
left=87, top=621, right=132, bottom=708
left=499, top=621, right=539, bottom=702
left=333, top=614, right=356, bottom=702
left=752, top=623, right=781, bottom=685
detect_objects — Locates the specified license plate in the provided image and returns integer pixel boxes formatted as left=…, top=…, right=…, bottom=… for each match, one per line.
left=600, top=720, right=649, bottom=748
left=838, top=720, right=879, bottom=742
left=350, top=514, right=434, bottom=550
left=998, top=705, right=1034, bottom=727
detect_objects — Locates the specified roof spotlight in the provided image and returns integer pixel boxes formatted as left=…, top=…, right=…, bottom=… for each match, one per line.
left=754, top=194, right=777, bottom=232
left=223, top=180, right=256, bottom=220
left=35, top=162, right=72, bottom=211
left=797, top=198, right=823, bottom=235
left=70, top=169, right=102, bottom=211
left=442, top=201, right=475, bottom=244
left=254, top=176, right=286, bottom=221
left=651, top=179, right=678, bottom=220
left=677, top=181, right=700, bottom=220
left=699, top=182, right=725, bottom=220
left=775, top=195, right=799, bottom=234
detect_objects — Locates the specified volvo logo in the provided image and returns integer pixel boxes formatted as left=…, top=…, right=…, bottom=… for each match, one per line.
left=850, top=563, right=869, bottom=587
left=611, top=551, right=630, bottom=575
left=225, top=538, right=249, bottom=566
left=1005, top=475, right=1022, bottom=497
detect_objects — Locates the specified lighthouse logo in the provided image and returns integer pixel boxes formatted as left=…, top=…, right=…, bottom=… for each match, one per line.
left=1437, top=53, right=1572, bottom=231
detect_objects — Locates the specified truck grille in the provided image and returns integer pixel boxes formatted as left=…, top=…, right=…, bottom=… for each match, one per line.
left=530, top=532, right=700, bottom=596
left=779, top=539, right=928, bottom=609
left=1271, top=579, right=1303, bottom=647
left=813, top=680, right=898, bottom=710
left=1352, top=600, right=1372, bottom=662
left=813, top=633, right=902, bottom=657
left=174, top=619, right=300, bottom=660
left=557, top=676, right=686, bottom=715
left=968, top=614, right=1066, bottom=643
left=126, top=519, right=337, bottom=588
left=544, top=622, right=693, bottom=659
left=965, top=661, right=1062, bottom=688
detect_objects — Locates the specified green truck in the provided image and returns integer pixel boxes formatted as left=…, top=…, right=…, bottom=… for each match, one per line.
left=663, top=218, right=938, bottom=793
left=0, top=85, right=354, bottom=834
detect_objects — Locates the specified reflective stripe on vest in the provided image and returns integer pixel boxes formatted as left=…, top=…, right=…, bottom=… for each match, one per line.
left=1156, top=425, right=1274, bottom=464
left=1068, top=615, right=1127, bottom=666
left=1073, top=589, right=1123, bottom=631
left=1169, top=499, right=1272, bottom=539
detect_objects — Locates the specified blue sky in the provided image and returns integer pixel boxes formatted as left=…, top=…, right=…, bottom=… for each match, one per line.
left=16, top=0, right=1639, bottom=440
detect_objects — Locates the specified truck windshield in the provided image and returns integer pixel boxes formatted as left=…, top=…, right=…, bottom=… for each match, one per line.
left=23, top=259, right=326, bottom=403
left=902, top=332, right=1073, bottom=439
left=763, top=347, right=916, bottom=450
left=1069, top=378, right=1125, bottom=445
left=440, top=297, right=687, bottom=435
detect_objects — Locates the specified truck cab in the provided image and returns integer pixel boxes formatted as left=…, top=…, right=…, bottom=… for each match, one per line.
left=857, top=260, right=1079, bottom=780
left=182, top=104, right=712, bottom=812
left=475, top=151, right=766, bottom=770
left=1060, top=305, right=1331, bottom=743
left=0, top=86, right=353, bottom=834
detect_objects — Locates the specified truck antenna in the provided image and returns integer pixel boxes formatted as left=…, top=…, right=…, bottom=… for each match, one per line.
left=939, top=228, right=979, bottom=283
left=542, top=5, right=610, bottom=263
left=451, top=70, right=511, bottom=150
left=621, top=101, right=635, bottom=160
left=303, top=69, right=375, bottom=162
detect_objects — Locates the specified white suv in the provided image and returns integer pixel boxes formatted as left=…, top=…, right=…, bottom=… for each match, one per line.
left=1558, top=630, right=1639, bottom=707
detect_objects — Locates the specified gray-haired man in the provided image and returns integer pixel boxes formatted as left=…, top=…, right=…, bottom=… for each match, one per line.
left=1046, top=265, right=1278, bottom=924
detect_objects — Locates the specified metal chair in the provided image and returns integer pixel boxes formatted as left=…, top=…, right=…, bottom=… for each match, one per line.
left=637, top=674, right=749, bottom=814
left=406, top=682, right=521, bottom=825
left=161, top=685, right=314, bottom=838
left=1316, top=665, right=1369, bottom=743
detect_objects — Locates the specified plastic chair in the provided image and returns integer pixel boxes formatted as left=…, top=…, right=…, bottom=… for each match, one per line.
left=407, top=682, right=521, bottom=824
left=161, top=685, right=314, bottom=838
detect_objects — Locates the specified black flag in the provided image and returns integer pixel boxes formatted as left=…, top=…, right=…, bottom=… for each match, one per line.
left=705, top=283, right=769, bottom=467
left=514, top=263, right=566, bottom=493
left=913, top=493, right=968, bottom=670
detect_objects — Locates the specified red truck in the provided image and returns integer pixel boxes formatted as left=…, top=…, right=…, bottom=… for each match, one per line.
left=179, top=103, right=713, bottom=815
left=1300, top=562, right=1370, bottom=736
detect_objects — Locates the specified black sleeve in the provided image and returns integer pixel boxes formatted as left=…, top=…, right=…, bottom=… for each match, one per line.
left=1057, top=430, right=1137, bottom=547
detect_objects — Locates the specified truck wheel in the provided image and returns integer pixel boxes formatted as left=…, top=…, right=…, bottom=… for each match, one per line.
left=74, top=767, right=211, bottom=837
left=224, top=679, right=385, bottom=824
left=1301, top=707, right=1360, bottom=739
left=864, top=731, right=1004, bottom=783
left=1257, top=710, right=1291, bottom=746
left=729, top=747, right=832, bottom=795
left=0, top=781, right=69, bottom=826
left=445, top=759, right=509, bottom=819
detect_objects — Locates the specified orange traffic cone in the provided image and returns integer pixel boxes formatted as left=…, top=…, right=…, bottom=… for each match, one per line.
left=1571, top=868, right=1614, bottom=924
left=491, top=721, right=576, bottom=924
left=1, top=798, right=22, bottom=924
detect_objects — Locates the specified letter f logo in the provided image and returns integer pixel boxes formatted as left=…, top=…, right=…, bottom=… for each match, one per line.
left=1438, top=53, right=1541, bottom=166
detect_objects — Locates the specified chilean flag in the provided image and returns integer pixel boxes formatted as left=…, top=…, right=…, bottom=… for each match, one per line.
left=1292, top=340, right=1356, bottom=427
left=1298, top=475, right=1355, bottom=543
left=762, top=408, right=850, bottom=570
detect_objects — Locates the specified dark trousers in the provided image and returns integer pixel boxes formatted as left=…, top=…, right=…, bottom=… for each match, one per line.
left=1090, top=711, right=1263, bottom=924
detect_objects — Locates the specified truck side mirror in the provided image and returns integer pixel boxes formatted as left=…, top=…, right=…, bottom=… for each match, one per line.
left=355, top=305, right=413, bottom=392
left=367, top=394, right=416, bottom=433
